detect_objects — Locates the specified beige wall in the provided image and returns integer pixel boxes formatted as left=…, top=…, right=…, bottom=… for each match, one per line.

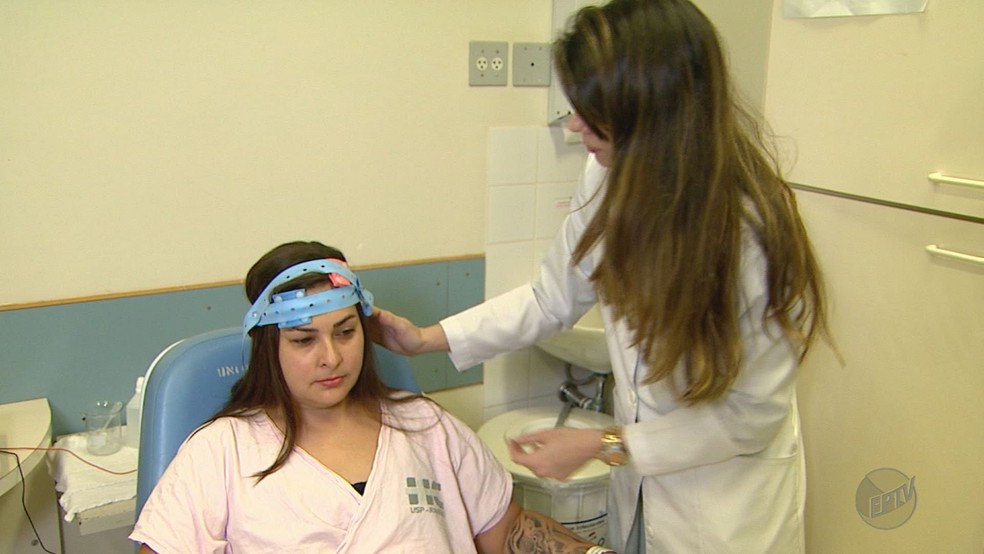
left=693, top=0, right=773, bottom=111
left=0, top=1, right=551, bottom=306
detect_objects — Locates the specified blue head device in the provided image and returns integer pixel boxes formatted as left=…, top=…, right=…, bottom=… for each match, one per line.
left=242, top=259, right=374, bottom=339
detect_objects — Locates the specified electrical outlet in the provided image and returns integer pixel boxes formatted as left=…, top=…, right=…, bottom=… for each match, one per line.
left=512, top=42, right=551, bottom=87
left=469, top=41, right=508, bottom=86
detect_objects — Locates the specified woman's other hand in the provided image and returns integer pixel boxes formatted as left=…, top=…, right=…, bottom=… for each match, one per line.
left=507, top=427, right=604, bottom=481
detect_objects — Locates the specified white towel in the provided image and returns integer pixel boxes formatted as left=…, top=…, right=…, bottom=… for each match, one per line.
left=47, top=431, right=138, bottom=522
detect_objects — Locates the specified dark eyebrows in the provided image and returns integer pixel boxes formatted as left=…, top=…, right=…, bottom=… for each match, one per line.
left=333, top=314, right=358, bottom=328
left=282, top=313, right=358, bottom=333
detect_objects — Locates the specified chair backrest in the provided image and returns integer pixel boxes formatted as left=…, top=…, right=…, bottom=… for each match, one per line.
left=135, top=327, right=419, bottom=516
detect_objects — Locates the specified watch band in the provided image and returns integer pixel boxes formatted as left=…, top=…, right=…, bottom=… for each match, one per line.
left=599, top=425, right=628, bottom=466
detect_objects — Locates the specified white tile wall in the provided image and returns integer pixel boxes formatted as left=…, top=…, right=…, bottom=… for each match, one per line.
left=486, top=127, right=538, bottom=185
left=487, top=185, right=537, bottom=244
left=482, top=126, right=587, bottom=419
left=536, top=126, right=587, bottom=183
left=484, top=241, right=536, bottom=297
left=483, top=351, right=532, bottom=408
left=528, top=346, right=569, bottom=399
left=534, top=182, right=577, bottom=239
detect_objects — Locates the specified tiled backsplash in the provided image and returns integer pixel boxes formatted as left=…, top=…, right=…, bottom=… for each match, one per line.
left=482, top=125, right=588, bottom=420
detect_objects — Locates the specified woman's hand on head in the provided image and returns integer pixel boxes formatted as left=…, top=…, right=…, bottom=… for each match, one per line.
left=368, top=308, right=449, bottom=356
left=368, top=308, right=423, bottom=354
left=506, top=427, right=604, bottom=481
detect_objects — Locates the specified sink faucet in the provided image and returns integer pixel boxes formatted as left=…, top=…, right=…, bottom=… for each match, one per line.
left=560, top=381, right=598, bottom=410
left=554, top=365, right=607, bottom=427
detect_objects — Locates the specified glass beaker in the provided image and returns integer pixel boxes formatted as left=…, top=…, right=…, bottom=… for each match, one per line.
left=82, top=400, right=123, bottom=456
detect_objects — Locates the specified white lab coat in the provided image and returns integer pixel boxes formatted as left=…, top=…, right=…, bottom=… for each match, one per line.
left=441, top=157, right=806, bottom=553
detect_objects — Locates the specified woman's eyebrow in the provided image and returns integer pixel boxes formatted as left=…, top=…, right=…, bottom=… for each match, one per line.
left=333, top=314, right=357, bottom=328
left=283, top=327, right=317, bottom=334
left=283, top=314, right=357, bottom=333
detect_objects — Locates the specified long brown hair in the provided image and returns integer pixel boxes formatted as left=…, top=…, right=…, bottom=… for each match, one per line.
left=209, top=241, right=416, bottom=480
left=555, top=0, right=830, bottom=403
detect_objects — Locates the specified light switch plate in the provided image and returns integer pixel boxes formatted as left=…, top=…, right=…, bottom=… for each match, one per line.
left=469, top=41, right=508, bottom=86
left=512, top=42, right=552, bottom=87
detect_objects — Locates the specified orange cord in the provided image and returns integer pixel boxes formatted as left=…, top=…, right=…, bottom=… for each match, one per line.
left=2, top=446, right=136, bottom=476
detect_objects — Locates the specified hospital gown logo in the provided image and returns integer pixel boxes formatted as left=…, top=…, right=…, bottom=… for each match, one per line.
left=406, top=476, right=444, bottom=516
left=856, top=468, right=916, bottom=529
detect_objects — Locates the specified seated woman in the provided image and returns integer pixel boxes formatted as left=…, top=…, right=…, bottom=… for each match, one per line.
left=130, top=241, right=611, bottom=553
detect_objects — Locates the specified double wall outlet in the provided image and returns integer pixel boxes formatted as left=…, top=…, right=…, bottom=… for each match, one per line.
left=469, top=41, right=508, bottom=86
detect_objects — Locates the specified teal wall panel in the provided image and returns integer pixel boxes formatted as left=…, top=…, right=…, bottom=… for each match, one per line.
left=0, top=258, right=483, bottom=437
left=0, top=287, right=247, bottom=438
left=359, top=262, right=449, bottom=392
left=359, top=258, right=484, bottom=392
left=445, top=258, right=484, bottom=388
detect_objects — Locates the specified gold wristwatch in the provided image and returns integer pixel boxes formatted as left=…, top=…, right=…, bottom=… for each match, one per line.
left=598, top=426, right=628, bottom=466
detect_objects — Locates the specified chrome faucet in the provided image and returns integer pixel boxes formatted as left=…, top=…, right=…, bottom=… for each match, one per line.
left=555, top=364, right=607, bottom=427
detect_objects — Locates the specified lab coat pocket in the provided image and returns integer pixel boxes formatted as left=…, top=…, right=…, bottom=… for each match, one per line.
left=693, top=450, right=804, bottom=553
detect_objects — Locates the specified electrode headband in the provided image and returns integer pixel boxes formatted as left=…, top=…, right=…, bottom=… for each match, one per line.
left=242, top=259, right=374, bottom=338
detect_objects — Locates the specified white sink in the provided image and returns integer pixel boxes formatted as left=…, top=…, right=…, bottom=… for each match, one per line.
left=536, top=304, right=611, bottom=373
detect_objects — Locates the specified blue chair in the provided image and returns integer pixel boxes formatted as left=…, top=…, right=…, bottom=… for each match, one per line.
left=135, top=327, right=419, bottom=517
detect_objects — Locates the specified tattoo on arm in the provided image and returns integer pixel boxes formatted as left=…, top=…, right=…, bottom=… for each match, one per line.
left=506, top=510, right=593, bottom=554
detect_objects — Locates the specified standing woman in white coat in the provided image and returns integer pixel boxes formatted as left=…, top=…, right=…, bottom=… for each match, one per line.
left=373, top=0, right=831, bottom=551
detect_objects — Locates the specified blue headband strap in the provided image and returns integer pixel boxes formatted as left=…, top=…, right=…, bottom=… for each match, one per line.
left=242, top=259, right=374, bottom=337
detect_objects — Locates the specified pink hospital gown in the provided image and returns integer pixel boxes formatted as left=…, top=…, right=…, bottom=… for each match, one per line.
left=130, top=399, right=513, bottom=553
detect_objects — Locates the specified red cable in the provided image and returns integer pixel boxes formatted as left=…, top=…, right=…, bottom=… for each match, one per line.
left=3, top=446, right=137, bottom=476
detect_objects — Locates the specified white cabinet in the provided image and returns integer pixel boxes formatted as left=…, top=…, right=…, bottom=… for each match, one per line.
left=796, top=190, right=984, bottom=552
left=767, top=1, right=984, bottom=548
left=766, top=1, right=984, bottom=218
